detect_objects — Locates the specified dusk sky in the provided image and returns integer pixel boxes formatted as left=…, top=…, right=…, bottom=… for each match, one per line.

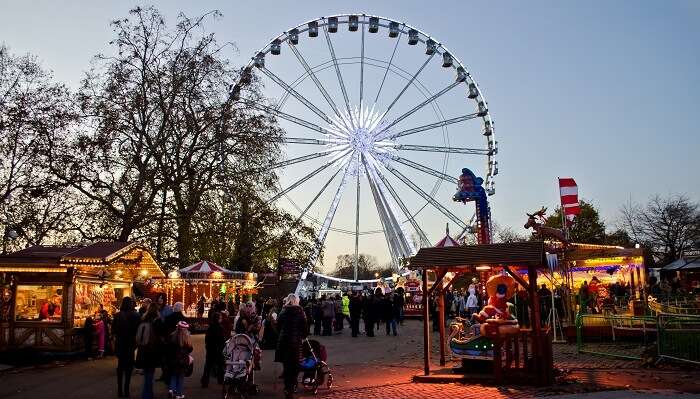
left=1, top=1, right=698, bottom=270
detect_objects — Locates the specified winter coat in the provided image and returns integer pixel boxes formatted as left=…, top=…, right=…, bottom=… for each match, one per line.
left=349, top=295, right=363, bottom=318
left=135, top=320, right=161, bottom=369
left=204, top=322, right=226, bottom=361
left=321, top=300, right=335, bottom=319
left=312, top=302, right=323, bottom=320
left=274, top=305, right=307, bottom=365
left=333, top=299, right=342, bottom=315
left=112, top=310, right=140, bottom=357
left=164, top=311, right=186, bottom=335
left=380, top=296, right=394, bottom=321
left=166, top=335, right=193, bottom=375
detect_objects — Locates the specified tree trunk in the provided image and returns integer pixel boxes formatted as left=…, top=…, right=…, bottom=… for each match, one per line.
left=176, top=213, right=194, bottom=269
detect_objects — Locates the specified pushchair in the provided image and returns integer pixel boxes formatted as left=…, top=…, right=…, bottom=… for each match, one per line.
left=298, top=338, right=333, bottom=395
left=222, top=333, right=259, bottom=399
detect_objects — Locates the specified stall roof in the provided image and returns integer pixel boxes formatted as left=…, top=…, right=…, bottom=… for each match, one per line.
left=661, top=256, right=700, bottom=271
left=0, top=242, right=165, bottom=277
left=409, top=241, right=546, bottom=269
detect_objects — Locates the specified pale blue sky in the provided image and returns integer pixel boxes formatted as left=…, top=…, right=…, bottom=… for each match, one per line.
left=1, top=1, right=698, bottom=269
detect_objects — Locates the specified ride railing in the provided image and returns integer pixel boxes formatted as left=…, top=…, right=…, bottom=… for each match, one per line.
left=657, top=313, right=700, bottom=365
left=576, top=313, right=657, bottom=360
left=491, top=328, right=554, bottom=386
left=648, top=295, right=700, bottom=315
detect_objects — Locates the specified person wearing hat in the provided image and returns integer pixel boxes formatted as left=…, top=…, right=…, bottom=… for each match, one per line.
left=166, top=321, right=193, bottom=399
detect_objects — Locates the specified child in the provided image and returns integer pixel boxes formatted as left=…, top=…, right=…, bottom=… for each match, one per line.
left=167, top=321, right=193, bottom=399
left=94, top=313, right=105, bottom=358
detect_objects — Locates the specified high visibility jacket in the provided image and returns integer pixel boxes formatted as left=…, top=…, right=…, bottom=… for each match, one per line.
left=342, top=296, right=350, bottom=316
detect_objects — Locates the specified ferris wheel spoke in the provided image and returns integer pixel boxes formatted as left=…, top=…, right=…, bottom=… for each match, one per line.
left=385, top=164, right=466, bottom=229
left=377, top=81, right=461, bottom=136
left=359, top=18, right=366, bottom=106
left=383, top=53, right=435, bottom=117
left=387, top=112, right=480, bottom=140
left=266, top=151, right=333, bottom=170
left=287, top=43, right=347, bottom=128
left=374, top=31, right=402, bottom=104
left=258, top=67, right=333, bottom=124
left=323, top=25, right=353, bottom=125
left=393, top=143, right=492, bottom=155
left=364, top=156, right=416, bottom=258
left=267, top=160, right=336, bottom=204
left=389, top=155, right=458, bottom=184
left=306, top=158, right=355, bottom=270
left=365, top=166, right=407, bottom=264
left=372, top=164, right=431, bottom=248
left=248, top=102, right=338, bottom=137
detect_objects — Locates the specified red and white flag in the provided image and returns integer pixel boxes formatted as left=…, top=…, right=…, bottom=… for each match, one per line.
left=558, top=178, right=580, bottom=226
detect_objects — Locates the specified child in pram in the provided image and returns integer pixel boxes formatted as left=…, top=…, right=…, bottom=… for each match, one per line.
left=222, top=333, right=259, bottom=398
left=298, top=338, right=333, bottom=394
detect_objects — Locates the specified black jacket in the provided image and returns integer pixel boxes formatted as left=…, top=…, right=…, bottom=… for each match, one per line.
left=204, top=322, right=225, bottom=360
left=349, top=295, right=363, bottom=317
left=274, top=305, right=307, bottom=364
left=164, top=311, right=186, bottom=335
left=112, top=310, right=140, bottom=356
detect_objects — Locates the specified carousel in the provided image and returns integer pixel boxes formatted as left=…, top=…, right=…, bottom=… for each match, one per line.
left=161, top=260, right=258, bottom=317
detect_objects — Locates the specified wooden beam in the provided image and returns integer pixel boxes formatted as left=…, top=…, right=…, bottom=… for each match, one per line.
left=422, top=270, right=430, bottom=376
left=427, top=269, right=448, bottom=297
left=503, top=265, right=529, bottom=291
left=438, top=294, right=446, bottom=366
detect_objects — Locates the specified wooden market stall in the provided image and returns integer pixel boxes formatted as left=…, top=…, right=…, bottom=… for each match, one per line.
left=409, top=241, right=553, bottom=386
left=0, top=242, right=164, bottom=352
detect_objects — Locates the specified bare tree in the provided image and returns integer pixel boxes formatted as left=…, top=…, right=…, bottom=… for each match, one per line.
left=621, top=195, right=700, bottom=265
left=0, top=46, right=77, bottom=252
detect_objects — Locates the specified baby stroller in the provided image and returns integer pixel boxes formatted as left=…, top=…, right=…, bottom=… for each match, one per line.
left=222, top=334, right=259, bottom=399
left=298, top=338, right=333, bottom=395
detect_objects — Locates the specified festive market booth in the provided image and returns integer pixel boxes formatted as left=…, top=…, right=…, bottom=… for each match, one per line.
left=0, top=242, right=163, bottom=352
left=162, top=260, right=258, bottom=317
left=660, top=254, right=700, bottom=293
left=409, top=241, right=553, bottom=386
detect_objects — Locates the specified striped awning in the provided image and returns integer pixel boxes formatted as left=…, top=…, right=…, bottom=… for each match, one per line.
left=179, top=260, right=233, bottom=274
left=434, top=234, right=459, bottom=248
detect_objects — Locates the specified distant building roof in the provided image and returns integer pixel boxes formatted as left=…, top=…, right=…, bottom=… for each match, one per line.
left=661, top=256, right=700, bottom=271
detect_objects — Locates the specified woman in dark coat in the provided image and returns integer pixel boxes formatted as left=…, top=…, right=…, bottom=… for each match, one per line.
left=201, top=311, right=225, bottom=388
left=136, top=303, right=162, bottom=399
left=112, top=296, right=140, bottom=397
left=275, top=294, right=307, bottom=399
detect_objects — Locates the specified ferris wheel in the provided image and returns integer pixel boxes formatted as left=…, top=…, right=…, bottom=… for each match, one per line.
left=232, top=14, right=498, bottom=280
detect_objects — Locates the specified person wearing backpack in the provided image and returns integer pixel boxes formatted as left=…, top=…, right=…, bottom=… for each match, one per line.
left=112, top=297, right=140, bottom=397
left=136, top=303, right=161, bottom=399
left=166, top=321, right=193, bottom=399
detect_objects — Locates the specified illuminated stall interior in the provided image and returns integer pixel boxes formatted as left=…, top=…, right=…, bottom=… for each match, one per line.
left=160, top=260, right=258, bottom=317
left=0, top=242, right=164, bottom=351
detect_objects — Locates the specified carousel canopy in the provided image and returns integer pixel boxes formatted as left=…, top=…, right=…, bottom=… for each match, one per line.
left=179, top=260, right=233, bottom=274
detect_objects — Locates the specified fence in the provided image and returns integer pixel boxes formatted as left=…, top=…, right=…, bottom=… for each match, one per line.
left=576, top=313, right=657, bottom=360
left=648, top=295, right=700, bottom=315
left=657, top=313, right=700, bottom=365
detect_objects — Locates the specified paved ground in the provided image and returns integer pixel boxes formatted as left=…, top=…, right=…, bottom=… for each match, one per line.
left=1, top=320, right=699, bottom=398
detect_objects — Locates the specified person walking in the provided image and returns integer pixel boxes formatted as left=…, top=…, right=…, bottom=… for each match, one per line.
left=83, top=315, right=94, bottom=358
left=394, top=288, right=405, bottom=325
left=333, top=294, right=344, bottom=332
left=341, top=293, right=351, bottom=326
left=312, top=298, right=322, bottom=336
left=260, top=309, right=279, bottom=350
left=95, top=313, right=106, bottom=358
left=112, top=297, right=140, bottom=397
left=166, top=322, right=193, bottom=399
left=381, top=291, right=397, bottom=336
left=349, top=291, right=362, bottom=337
left=321, top=295, right=334, bottom=336
left=136, top=303, right=161, bottom=399
left=275, top=294, right=307, bottom=399
left=201, top=312, right=225, bottom=388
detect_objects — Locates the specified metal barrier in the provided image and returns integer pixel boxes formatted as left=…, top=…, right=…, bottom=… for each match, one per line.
left=576, top=313, right=657, bottom=360
left=657, top=313, right=700, bottom=365
left=648, top=295, right=700, bottom=315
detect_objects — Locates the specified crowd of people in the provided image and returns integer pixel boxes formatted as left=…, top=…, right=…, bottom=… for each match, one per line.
left=301, top=288, right=405, bottom=338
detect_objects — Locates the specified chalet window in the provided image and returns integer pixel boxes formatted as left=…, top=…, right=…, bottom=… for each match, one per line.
left=14, top=284, right=63, bottom=322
